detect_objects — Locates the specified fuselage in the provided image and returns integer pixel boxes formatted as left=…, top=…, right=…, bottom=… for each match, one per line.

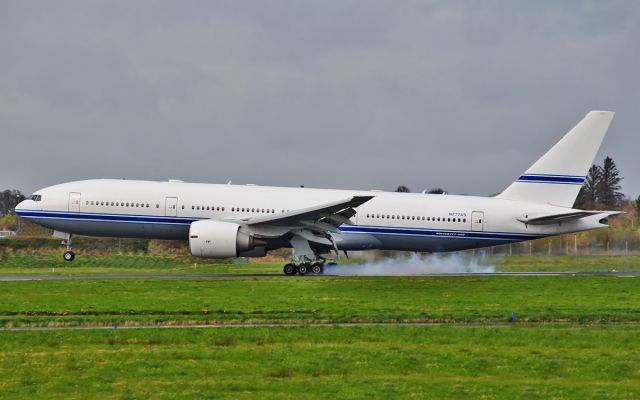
left=15, top=179, right=608, bottom=253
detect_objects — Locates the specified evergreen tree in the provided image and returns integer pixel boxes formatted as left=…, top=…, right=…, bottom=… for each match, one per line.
left=575, top=165, right=600, bottom=208
left=0, top=190, right=25, bottom=216
left=428, top=188, right=446, bottom=194
left=596, top=156, right=623, bottom=208
left=635, top=195, right=640, bottom=218
left=395, top=185, right=411, bottom=193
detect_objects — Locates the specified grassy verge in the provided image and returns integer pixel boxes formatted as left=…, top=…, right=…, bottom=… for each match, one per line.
left=0, top=253, right=283, bottom=275
left=1, top=325, right=639, bottom=399
left=495, top=255, right=640, bottom=272
left=3, top=253, right=640, bottom=276
left=1, top=275, right=639, bottom=327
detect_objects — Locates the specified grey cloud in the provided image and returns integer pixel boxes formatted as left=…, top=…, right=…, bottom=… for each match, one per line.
left=1, top=1, right=639, bottom=197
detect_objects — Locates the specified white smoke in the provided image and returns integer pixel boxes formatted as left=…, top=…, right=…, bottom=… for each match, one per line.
left=324, top=253, right=495, bottom=276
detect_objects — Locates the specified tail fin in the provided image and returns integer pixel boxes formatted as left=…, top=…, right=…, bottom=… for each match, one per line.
left=496, top=110, right=614, bottom=208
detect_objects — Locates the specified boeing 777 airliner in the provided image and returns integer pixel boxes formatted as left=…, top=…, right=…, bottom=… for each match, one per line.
left=16, top=111, right=618, bottom=275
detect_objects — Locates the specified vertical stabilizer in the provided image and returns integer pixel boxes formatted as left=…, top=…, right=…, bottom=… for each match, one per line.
left=497, top=111, right=614, bottom=208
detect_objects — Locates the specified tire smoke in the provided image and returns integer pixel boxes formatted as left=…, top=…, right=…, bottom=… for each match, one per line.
left=324, top=253, right=495, bottom=276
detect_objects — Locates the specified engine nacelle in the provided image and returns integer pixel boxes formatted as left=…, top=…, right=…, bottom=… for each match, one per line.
left=189, top=220, right=265, bottom=258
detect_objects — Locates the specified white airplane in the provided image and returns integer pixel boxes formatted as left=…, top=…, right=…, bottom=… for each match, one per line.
left=16, top=111, right=618, bottom=275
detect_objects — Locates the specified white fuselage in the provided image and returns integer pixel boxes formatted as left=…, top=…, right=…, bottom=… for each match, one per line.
left=15, top=179, right=608, bottom=254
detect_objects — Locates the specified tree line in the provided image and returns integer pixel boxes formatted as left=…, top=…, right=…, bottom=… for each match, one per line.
left=0, top=190, right=25, bottom=216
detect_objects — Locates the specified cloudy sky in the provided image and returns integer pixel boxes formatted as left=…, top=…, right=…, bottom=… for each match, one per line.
left=2, top=1, right=639, bottom=197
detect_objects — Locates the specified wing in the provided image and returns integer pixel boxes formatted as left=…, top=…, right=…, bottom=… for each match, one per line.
left=228, top=195, right=373, bottom=230
left=223, top=195, right=374, bottom=258
left=229, top=196, right=374, bottom=229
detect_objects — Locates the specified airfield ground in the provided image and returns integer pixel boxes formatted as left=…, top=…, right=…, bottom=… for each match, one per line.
left=1, top=255, right=639, bottom=398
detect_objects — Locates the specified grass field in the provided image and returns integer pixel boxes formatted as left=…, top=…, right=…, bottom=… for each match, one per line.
left=2, top=254, right=639, bottom=398
left=1, top=275, right=639, bottom=327
left=1, top=325, right=639, bottom=399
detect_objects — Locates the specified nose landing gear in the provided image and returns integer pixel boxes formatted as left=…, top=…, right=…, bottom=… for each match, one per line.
left=61, top=233, right=75, bottom=262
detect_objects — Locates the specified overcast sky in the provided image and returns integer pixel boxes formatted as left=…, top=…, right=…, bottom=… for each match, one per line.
left=2, top=1, right=639, bottom=197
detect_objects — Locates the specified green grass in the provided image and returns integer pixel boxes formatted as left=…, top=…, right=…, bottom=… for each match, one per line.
left=2, top=253, right=639, bottom=398
left=0, top=252, right=283, bottom=275
left=1, top=275, right=639, bottom=327
left=3, top=253, right=640, bottom=276
left=1, top=325, right=639, bottom=399
left=495, top=255, right=640, bottom=272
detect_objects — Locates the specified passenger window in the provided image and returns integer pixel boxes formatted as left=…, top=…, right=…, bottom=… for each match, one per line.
left=192, top=206, right=195, bottom=210
left=463, top=218, right=466, bottom=223
left=156, top=204, right=159, bottom=208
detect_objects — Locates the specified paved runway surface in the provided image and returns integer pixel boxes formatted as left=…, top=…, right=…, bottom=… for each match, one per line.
left=0, top=271, right=639, bottom=281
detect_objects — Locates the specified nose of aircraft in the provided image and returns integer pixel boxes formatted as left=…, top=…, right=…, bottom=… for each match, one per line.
left=14, top=200, right=28, bottom=215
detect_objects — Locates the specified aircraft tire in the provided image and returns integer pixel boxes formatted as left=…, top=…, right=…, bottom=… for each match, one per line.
left=63, top=251, right=75, bottom=262
left=283, top=263, right=297, bottom=276
left=298, top=263, right=309, bottom=275
left=311, top=263, right=323, bottom=275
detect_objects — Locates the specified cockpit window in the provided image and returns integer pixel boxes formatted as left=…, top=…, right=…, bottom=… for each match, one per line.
left=29, top=194, right=42, bottom=202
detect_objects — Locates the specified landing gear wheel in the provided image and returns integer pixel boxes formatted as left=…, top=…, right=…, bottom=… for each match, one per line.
left=63, top=251, right=75, bottom=262
left=298, top=263, right=310, bottom=275
left=311, top=262, right=323, bottom=275
left=283, top=263, right=297, bottom=276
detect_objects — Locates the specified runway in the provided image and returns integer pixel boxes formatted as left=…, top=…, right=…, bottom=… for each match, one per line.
left=0, top=271, right=638, bottom=281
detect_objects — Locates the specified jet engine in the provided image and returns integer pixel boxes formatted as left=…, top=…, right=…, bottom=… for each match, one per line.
left=189, top=220, right=266, bottom=258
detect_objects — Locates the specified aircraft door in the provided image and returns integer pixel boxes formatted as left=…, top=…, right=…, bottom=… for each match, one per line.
left=165, top=197, right=178, bottom=217
left=471, top=211, right=484, bottom=232
left=68, top=192, right=81, bottom=212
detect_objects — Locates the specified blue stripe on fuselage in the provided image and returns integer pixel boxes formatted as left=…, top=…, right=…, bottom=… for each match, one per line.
left=17, top=210, right=545, bottom=242
left=16, top=210, right=199, bottom=226
left=338, top=225, right=544, bottom=241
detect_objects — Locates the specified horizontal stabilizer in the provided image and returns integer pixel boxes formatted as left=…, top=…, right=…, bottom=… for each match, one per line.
left=518, top=210, right=622, bottom=225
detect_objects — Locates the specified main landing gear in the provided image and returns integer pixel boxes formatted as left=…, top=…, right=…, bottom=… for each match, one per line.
left=282, top=259, right=338, bottom=276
